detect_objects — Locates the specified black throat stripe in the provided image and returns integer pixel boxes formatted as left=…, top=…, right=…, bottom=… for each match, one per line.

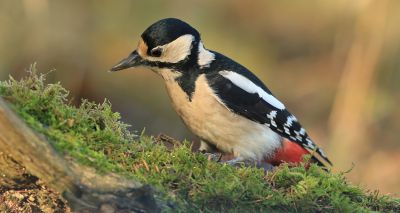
left=145, top=41, right=202, bottom=100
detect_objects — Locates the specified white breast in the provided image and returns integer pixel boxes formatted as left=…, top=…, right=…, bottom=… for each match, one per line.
left=159, top=70, right=282, bottom=161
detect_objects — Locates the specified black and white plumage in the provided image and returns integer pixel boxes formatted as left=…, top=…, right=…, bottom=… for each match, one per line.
left=110, top=18, right=332, bottom=167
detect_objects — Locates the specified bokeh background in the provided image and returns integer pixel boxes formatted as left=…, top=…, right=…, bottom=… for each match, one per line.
left=0, top=0, right=399, bottom=195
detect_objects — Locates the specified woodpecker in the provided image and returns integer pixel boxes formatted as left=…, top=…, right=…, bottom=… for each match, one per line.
left=110, top=18, right=332, bottom=168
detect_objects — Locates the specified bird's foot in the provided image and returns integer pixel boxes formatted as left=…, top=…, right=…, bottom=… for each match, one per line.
left=202, top=153, right=275, bottom=172
left=224, top=157, right=246, bottom=166
left=255, top=162, right=275, bottom=172
left=224, top=157, right=275, bottom=172
left=202, top=152, right=222, bottom=162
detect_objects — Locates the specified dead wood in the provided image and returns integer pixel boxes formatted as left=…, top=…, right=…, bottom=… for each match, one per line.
left=0, top=98, right=160, bottom=213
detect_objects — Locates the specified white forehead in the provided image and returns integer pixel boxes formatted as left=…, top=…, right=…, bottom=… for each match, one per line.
left=141, top=34, right=195, bottom=63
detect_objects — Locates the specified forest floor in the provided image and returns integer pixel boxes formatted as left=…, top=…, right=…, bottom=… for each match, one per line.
left=0, top=152, right=71, bottom=212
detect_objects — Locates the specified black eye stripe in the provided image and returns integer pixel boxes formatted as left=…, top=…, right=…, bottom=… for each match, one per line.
left=150, top=48, right=162, bottom=57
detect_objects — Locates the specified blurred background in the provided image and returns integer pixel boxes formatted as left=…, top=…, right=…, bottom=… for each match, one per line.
left=0, top=0, right=399, bottom=195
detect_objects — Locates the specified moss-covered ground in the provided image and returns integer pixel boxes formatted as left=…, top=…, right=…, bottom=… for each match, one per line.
left=0, top=66, right=399, bottom=212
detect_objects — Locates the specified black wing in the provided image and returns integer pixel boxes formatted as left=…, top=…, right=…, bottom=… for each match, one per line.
left=205, top=71, right=332, bottom=167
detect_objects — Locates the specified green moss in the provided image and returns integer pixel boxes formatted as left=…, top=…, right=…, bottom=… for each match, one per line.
left=1, top=65, right=399, bottom=212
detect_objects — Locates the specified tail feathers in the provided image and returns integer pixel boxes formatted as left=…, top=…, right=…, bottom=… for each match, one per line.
left=266, top=139, right=333, bottom=170
left=307, top=147, right=333, bottom=169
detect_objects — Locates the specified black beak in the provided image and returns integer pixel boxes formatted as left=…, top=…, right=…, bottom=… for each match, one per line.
left=109, top=50, right=142, bottom=72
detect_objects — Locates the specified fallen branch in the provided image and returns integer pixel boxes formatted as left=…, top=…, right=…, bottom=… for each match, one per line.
left=0, top=98, right=160, bottom=213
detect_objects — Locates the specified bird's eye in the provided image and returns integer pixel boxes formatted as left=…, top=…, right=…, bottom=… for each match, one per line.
left=150, top=48, right=162, bottom=57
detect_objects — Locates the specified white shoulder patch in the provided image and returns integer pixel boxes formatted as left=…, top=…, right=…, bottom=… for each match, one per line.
left=219, top=71, right=285, bottom=110
left=198, top=42, right=215, bottom=68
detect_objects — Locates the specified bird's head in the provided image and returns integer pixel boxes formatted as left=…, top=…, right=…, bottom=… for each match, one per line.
left=110, top=18, right=205, bottom=72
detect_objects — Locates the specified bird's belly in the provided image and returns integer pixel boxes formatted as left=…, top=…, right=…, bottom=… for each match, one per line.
left=162, top=73, right=282, bottom=160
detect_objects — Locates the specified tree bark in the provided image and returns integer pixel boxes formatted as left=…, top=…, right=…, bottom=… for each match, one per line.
left=0, top=98, right=160, bottom=213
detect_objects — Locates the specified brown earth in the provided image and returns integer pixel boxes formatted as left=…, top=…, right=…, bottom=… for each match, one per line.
left=0, top=152, right=71, bottom=213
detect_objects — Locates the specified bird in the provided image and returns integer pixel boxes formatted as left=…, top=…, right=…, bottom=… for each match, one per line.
left=110, top=18, right=332, bottom=168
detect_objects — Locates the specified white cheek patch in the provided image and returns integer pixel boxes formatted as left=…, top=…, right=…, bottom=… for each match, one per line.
left=142, top=34, right=194, bottom=63
left=219, top=71, right=285, bottom=110
left=198, top=42, right=215, bottom=68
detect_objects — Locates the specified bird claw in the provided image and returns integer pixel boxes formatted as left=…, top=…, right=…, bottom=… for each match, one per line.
left=224, top=157, right=275, bottom=172
left=255, top=162, right=275, bottom=172
left=224, top=157, right=245, bottom=166
left=202, top=153, right=275, bottom=172
left=203, top=152, right=222, bottom=162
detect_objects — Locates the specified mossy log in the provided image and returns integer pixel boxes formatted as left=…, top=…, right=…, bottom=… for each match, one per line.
left=0, top=98, right=160, bottom=213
